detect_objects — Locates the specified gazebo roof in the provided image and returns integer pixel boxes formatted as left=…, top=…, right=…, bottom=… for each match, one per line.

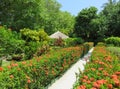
left=49, top=31, right=69, bottom=39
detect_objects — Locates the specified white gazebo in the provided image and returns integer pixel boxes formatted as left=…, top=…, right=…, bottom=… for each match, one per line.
left=49, top=31, right=69, bottom=39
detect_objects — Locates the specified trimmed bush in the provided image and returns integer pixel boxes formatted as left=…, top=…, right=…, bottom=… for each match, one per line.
left=104, top=37, right=120, bottom=47
left=64, top=38, right=84, bottom=47
left=0, top=44, right=92, bottom=88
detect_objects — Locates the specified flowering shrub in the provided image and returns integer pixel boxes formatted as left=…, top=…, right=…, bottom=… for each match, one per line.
left=0, top=44, right=92, bottom=88
left=74, top=45, right=120, bottom=89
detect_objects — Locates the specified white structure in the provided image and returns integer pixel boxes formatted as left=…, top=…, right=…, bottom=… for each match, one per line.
left=49, top=31, right=69, bottom=39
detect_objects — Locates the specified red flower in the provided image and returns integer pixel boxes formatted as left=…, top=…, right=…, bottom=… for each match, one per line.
left=107, top=84, right=113, bottom=89
left=91, top=88, right=97, bottom=89
left=114, top=79, right=120, bottom=87
left=98, top=68, right=103, bottom=71
left=7, top=65, right=11, bottom=69
left=93, top=82, right=100, bottom=88
left=83, top=75, right=88, bottom=80
left=96, top=79, right=106, bottom=85
left=22, top=61, right=26, bottom=64
left=115, top=72, right=120, bottom=75
left=111, top=74, right=118, bottom=79
left=0, top=67, right=3, bottom=71
left=27, top=79, right=31, bottom=83
left=77, top=85, right=86, bottom=89
left=90, top=78, right=94, bottom=82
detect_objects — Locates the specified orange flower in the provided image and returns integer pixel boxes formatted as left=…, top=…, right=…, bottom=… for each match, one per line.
left=107, top=84, right=113, bottom=89
left=96, top=79, right=106, bottom=85
left=93, top=82, right=100, bottom=88
left=115, top=72, right=120, bottom=75
left=82, top=79, right=87, bottom=82
left=83, top=75, right=88, bottom=80
left=0, top=67, right=3, bottom=71
left=111, top=75, right=118, bottom=79
left=27, top=79, right=31, bottom=83
left=91, top=68, right=96, bottom=71
left=87, top=80, right=91, bottom=84
left=7, top=65, right=11, bottom=69
left=90, top=78, right=94, bottom=82
left=98, top=68, right=103, bottom=71
left=11, top=63, right=18, bottom=67
left=77, top=85, right=86, bottom=89
left=114, top=79, right=120, bottom=87
left=22, top=61, right=26, bottom=64
left=103, top=71, right=109, bottom=76
left=10, top=75, right=14, bottom=79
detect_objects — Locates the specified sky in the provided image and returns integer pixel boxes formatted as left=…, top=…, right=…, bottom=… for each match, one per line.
left=57, top=0, right=109, bottom=16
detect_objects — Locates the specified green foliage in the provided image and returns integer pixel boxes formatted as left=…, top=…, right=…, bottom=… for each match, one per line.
left=64, top=38, right=84, bottom=47
left=24, top=42, right=50, bottom=59
left=74, top=7, right=98, bottom=41
left=0, top=26, right=25, bottom=58
left=0, top=45, right=92, bottom=88
left=107, top=46, right=120, bottom=59
left=102, top=0, right=120, bottom=37
left=74, top=45, right=120, bottom=89
left=20, top=28, right=49, bottom=42
left=104, top=37, right=120, bottom=47
left=0, top=0, right=74, bottom=35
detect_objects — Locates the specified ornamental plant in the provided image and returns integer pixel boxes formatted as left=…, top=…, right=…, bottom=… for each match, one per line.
left=0, top=44, right=92, bottom=88
left=74, top=44, right=120, bottom=89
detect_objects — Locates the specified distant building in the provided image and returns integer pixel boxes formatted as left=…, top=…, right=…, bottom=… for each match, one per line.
left=49, top=31, right=69, bottom=39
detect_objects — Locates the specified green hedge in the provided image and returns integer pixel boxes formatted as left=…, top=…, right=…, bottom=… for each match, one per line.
left=64, top=38, right=84, bottom=47
left=49, top=38, right=84, bottom=47
left=0, top=44, right=92, bottom=89
left=104, top=37, right=120, bottom=47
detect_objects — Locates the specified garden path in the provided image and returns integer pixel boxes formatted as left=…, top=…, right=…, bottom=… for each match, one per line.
left=48, top=47, right=94, bottom=89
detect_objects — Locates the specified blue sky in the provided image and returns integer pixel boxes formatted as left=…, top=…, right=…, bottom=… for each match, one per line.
left=57, top=0, right=109, bottom=16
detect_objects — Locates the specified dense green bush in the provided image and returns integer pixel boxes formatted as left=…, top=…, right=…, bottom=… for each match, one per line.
left=64, top=38, right=84, bottom=47
left=0, top=26, right=25, bottom=60
left=20, top=28, right=49, bottom=42
left=104, top=37, right=120, bottom=47
left=24, top=41, right=50, bottom=59
left=49, top=38, right=84, bottom=47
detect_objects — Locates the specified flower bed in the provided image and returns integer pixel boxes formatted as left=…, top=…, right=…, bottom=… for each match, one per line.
left=74, top=45, right=120, bottom=89
left=0, top=44, right=92, bottom=89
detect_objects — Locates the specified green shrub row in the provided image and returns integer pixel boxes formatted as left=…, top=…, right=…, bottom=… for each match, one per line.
left=104, top=37, right=120, bottom=47
left=0, top=44, right=92, bottom=89
left=49, top=37, right=84, bottom=47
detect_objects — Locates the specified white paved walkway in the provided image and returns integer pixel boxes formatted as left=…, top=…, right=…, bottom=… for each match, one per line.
left=48, top=47, right=94, bottom=89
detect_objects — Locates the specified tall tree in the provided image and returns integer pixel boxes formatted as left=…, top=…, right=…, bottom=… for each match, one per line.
left=74, top=7, right=98, bottom=41
left=102, top=0, right=120, bottom=37
left=0, top=0, right=46, bottom=31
